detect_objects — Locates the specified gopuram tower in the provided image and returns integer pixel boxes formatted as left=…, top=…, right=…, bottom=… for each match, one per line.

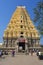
left=3, top=6, right=40, bottom=51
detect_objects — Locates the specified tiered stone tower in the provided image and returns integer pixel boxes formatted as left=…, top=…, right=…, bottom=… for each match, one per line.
left=3, top=6, right=40, bottom=51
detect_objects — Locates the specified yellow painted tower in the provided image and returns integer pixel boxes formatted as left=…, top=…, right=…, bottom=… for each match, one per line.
left=3, top=6, right=40, bottom=51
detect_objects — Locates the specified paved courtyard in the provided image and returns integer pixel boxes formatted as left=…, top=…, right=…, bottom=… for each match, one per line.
left=0, top=54, right=43, bottom=65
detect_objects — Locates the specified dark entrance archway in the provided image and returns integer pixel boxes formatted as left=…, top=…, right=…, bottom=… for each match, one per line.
left=18, top=38, right=25, bottom=51
left=19, top=42, right=25, bottom=50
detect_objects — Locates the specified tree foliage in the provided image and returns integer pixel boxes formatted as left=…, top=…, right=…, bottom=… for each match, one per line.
left=34, top=1, right=43, bottom=35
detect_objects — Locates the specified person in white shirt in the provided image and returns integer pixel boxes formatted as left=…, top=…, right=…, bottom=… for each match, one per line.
left=39, top=52, right=41, bottom=55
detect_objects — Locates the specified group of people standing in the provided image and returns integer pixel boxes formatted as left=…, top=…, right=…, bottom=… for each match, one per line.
left=0, top=50, right=15, bottom=58
left=0, top=49, right=39, bottom=58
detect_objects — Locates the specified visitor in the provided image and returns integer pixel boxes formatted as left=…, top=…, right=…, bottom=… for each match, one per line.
left=0, top=50, right=2, bottom=57
left=12, top=50, right=15, bottom=57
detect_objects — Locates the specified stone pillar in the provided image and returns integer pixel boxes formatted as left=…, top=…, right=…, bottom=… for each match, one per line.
left=31, top=39, right=33, bottom=47
left=36, top=40, right=38, bottom=47
left=34, top=39, right=36, bottom=47
left=3, top=39, right=8, bottom=47
left=15, top=40, right=19, bottom=53
left=28, top=39, right=31, bottom=47
left=16, top=44, right=18, bottom=53
left=25, top=43, right=28, bottom=51
left=12, top=40, right=15, bottom=47
left=32, top=39, right=35, bottom=47
left=8, top=40, right=11, bottom=47
left=3, top=40, right=6, bottom=47
left=37, top=39, right=40, bottom=47
left=35, top=39, right=40, bottom=47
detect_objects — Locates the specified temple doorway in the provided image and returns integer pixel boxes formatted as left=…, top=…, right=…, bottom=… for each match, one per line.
left=18, top=38, right=25, bottom=52
left=19, top=42, right=25, bottom=50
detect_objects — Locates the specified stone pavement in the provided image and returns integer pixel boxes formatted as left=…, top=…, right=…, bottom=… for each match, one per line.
left=0, top=54, right=43, bottom=65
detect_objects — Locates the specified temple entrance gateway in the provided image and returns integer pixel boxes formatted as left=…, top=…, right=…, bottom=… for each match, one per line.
left=3, top=6, right=40, bottom=50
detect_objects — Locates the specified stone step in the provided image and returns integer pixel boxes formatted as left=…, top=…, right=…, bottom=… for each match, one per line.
left=16, top=52, right=25, bottom=55
left=16, top=52, right=36, bottom=55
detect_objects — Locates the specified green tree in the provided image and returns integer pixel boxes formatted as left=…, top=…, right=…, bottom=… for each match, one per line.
left=34, top=1, right=43, bottom=36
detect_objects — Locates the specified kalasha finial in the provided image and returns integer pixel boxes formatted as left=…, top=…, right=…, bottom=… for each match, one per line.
left=17, top=6, right=25, bottom=8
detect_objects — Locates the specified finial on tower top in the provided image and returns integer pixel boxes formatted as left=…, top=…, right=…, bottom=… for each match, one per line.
left=17, top=6, right=25, bottom=8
